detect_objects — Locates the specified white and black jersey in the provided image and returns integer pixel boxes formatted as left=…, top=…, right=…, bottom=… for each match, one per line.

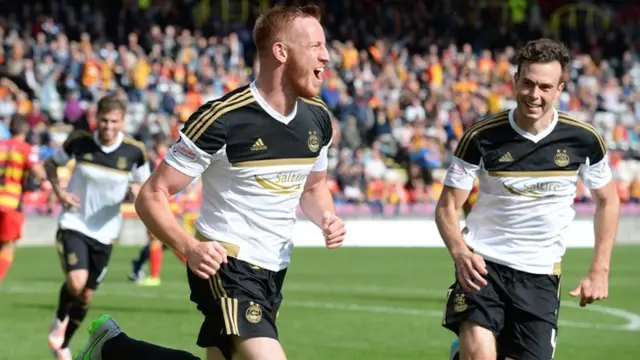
left=52, top=131, right=150, bottom=245
left=445, top=108, right=612, bottom=274
left=164, top=82, right=333, bottom=271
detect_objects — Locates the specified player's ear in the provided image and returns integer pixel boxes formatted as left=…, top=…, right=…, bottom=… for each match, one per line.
left=272, top=42, right=288, bottom=64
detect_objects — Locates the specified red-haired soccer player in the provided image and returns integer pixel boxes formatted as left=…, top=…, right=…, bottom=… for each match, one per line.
left=0, top=116, right=45, bottom=281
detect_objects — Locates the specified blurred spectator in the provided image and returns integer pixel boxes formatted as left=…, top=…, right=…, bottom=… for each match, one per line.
left=0, top=0, right=639, bottom=216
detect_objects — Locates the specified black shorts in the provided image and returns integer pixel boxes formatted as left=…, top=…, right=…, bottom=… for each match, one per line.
left=55, top=229, right=113, bottom=290
left=442, top=260, right=561, bottom=360
left=187, top=255, right=287, bottom=359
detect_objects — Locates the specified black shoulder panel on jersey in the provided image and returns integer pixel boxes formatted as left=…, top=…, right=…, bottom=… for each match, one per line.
left=556, top=112, right=607, bottom=164
left=299, top=96, right=333, bottom=147
left=453, top=110, right=510, bottom=165
left=122, top=136, right=148, bottom=167
left=222, top=96, right=333, bottom=167
left=180, top=85, right=255, bottom=155
left=62, top=130, right=93, bottom=155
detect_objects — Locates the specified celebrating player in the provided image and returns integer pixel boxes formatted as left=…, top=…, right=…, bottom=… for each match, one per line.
left=75, top=5, right=345, bottom=360
left=437, top=38, right=620, bottom=360
left=0, top=115, right=46, bottom=282
left=45, top=95, right=150, bottom=360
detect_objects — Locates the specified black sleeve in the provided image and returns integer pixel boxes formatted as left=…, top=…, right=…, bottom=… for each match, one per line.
left=588, top=128, right=607, bottom=165
left=453, top=128, right=482, bottom=166
left=321, top=109, right=333, bottom=147
left=135, top=145, right=148, bottom=167
left=61, top=130, right=90, bottom=157
left=179, top=102, right=228, bottom=155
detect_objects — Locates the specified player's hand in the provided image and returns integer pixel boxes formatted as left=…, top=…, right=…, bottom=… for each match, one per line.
left=322, top=211, right=346, bottom=249
left=570, top=269, right=609, bottom=307
left=59, top=191, right=81, bottom=210
left=453, top=250, right=488, bottom=292
left=185, top=240, right=229, bottom=279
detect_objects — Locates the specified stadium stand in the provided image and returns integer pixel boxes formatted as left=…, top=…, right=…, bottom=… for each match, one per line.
left=0, top=0, right=639, bottom=218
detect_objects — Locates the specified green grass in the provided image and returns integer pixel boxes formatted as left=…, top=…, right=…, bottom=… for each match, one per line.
left=1, top=246, right=640, bottom=359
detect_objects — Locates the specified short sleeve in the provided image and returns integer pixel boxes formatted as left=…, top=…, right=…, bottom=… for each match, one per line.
left=164, top=106, right=227, bottom=177
left=52, top=131, right=87, bottom=165
left=131, top=162, right=151, bottom=183
left=311, top=106, right=333, bottom=172
left=444, top=156, right=480, bottom=191
left=578, top=130, right=612, bottom=189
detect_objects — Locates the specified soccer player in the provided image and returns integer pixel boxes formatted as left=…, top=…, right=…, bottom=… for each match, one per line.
left=75, top=5, right=346, bottom=360
left=437, top=38, right=620, bottom=360
left=45, top=95, right=150, bottom=360
left=129, top=133, right=187, bottom=286
left=0, top=115, right=46, bottom=282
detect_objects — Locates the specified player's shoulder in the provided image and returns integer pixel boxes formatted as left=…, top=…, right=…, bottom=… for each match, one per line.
left=64, top=129, right=93, bottom=145
left=556, top=110, right=605, bottom=145
left=195, top=84, right=255, bottom=120
left=462, top=109, right=511, bottom=138
left=299, top=96, right=331, bottom=120
left=121, top=135, right=148, bottom=162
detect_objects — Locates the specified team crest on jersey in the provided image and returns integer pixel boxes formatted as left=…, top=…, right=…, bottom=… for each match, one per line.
left=246, top=301, right=262, bottom=323
left=308, top=130, right=320, bottom=153
left=117, top=157, right=128, bottom=170
left=554, top=149, right=570, bottom=167
left=83, top=153, right=93, bottom=161
left=453, top=293, right=467, bottom=312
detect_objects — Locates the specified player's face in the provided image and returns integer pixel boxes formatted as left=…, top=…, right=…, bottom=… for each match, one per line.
left=284, top=17, right=329, bottom=97
left=514, top=61, right=565, bottom=123
left=97, top=109, right=124, bottom=145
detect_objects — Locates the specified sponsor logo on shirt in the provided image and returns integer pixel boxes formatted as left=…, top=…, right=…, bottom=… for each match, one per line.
left=172, top=141, right=198, bottom=161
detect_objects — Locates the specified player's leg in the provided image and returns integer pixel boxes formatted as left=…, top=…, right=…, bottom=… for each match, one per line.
left=49, top=229, right=92, bottom=357
left=498, top=271, right=561, bottom=360
left=137, top=231, right=164, bottom=286
left=188, top=252, right=287, bottom=360
left=0, top=209, right=25, bottom=281
left=129, top=243, right=149, bottom=282
left=75, top=315, right=201, bottom=359
left=442, top=260, right=507, bottom=360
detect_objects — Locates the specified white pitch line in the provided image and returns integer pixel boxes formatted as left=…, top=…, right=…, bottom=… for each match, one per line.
left=2, top=284, right=639, bottom=332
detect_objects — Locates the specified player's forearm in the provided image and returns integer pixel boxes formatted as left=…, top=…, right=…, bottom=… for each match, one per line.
left=44, top=159, right=64, bottom=198
left=435, top=204, right=468, bottom=260
left=299, top=183, right=335, bottom=228
left=591, top=196, right=620, bottom=273
left=135, top=188, right=197, bottom=255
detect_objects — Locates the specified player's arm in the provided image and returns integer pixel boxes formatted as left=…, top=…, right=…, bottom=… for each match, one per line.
left=128, top=148, right=151, bottom=199
left=44, top=132, right=83, bottom=207
left=435, top=136, right=481, bottom=260
left=135, top=111, right=226, bottom=259
left=300, top=146, right=334, bottom=227
left=578, top=137, right=619, bottom=275
left=571, top=132, right=619, bottom=306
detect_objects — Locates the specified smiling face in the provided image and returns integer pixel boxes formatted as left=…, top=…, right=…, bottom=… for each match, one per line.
left=280, top=16, right=329, bottom=97
left=514, top=60, right=565, bottom=124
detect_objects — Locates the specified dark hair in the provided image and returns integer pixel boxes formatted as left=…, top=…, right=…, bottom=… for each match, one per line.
left=514, top=38, right=570, bottom=76
left=97, top=94, right=126, bottom=115
left=9, top=115, right=29, bottom=136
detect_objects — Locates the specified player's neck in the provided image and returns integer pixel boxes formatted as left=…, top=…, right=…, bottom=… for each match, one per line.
left=254, top=75, right=297, bottom=116
left=513, top=109, right=555, bottom=135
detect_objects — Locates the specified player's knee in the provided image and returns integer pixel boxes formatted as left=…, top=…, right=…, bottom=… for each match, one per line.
left=459, top=322, right=497, bottom=360
left=232, top=337, right=286, bottom=360
left=66, top=270, right=89, bottom=295
left=79, top=288, right=94, bottom=304
left=205, top=347, right=226, bottom=360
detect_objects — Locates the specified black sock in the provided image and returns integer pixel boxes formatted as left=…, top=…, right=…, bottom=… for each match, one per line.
left=56, top=283, right=75, bottom=321
left=61, top=300, right=88, bottom=348
left=103, top=333, right=201, bottom=360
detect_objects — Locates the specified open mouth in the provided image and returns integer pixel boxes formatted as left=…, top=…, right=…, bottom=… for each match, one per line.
left=313, top=67, right=324, bottom=80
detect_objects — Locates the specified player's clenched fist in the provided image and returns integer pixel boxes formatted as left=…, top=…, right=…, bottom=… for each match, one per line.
left=322, top=210, right=346, bottom=249
left=185, top=241, right=228, bottom=279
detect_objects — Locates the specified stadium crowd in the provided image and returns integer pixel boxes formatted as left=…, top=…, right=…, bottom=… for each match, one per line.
left=1, top=0, right=640, bottom=215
